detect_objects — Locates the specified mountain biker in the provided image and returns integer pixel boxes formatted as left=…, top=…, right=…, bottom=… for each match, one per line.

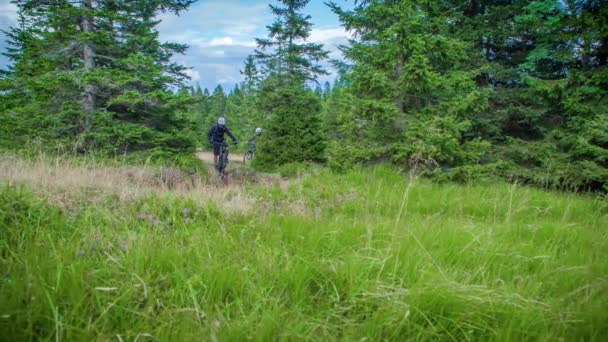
left=245, top=128, right=262, bottom=155
left=248, top=127, right=262, bottom=144
left=207, top=117, right=238, bottom=170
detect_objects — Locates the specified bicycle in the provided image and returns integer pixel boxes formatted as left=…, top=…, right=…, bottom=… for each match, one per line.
left=214, top=141, right=237, bottom=177
left=243, top=128, right=262, bottom=164
left=243, top=138, right=256, bottom=164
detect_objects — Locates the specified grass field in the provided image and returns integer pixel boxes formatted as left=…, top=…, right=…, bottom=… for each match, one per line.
left=1, top=153, right=607, bottom=341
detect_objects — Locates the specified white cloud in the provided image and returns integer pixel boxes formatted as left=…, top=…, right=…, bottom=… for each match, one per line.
left=209, top=37, right=233, bottom=46
left=184, top=69, right=201, bottom=82
left=153, top=1, right=266, bottom=90
left=206, top=36, right=256, bottom=48
left=157, top=0, right=270, bottom=38
left=308, top=26, right=352, bottom=60
left=308, top=27, right=352, bottom=44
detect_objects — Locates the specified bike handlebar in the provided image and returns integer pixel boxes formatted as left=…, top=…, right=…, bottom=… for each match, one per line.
left=212, top=141, right=238, bottom=146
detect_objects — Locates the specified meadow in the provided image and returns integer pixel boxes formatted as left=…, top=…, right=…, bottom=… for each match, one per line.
left=1, top=153, right=607, bottom=341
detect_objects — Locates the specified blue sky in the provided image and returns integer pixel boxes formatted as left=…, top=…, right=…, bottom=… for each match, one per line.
left=0, top=0, right=354, bottom=91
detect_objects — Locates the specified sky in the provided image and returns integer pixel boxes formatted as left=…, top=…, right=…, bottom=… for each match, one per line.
left=0, top=0, right=354, bottom=91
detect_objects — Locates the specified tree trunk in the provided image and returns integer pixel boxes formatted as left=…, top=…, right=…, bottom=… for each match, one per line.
left=394, top=56, right=404, bottom=113
left=81, top=0, right=96, bottom=131
left=599, top=37, right=608, bottom=67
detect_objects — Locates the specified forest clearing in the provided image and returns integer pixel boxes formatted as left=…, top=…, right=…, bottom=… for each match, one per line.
left=2, top=152, right=607, bottom=340
left=1, top=0, right=606, bottom=340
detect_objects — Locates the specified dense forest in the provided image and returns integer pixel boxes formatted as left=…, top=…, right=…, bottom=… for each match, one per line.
left=1, top=0, right=606, bottom=191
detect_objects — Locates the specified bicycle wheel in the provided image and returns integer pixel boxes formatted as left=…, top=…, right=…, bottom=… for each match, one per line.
left=243, top=151, right=253, bottom=163
left=216, top=146, right=226, bottom=175
left=220, top=150, right=229, bottom=176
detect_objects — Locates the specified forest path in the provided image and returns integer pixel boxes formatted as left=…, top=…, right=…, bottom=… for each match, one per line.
left=196, top=151, right=245, bottom=164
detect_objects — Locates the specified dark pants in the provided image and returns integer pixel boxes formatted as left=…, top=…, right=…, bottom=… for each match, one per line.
left=212, top=142, right=229, bottom=167
left=213, top=143, right=223, bottom=156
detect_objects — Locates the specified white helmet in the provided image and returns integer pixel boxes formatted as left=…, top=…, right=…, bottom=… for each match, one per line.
left=218, top=117, right=226, bottom=125
left=255, top=127, right=262, bottom=134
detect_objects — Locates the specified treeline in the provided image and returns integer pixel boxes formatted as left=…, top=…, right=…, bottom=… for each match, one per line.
left=319, top=0, right=607, bottom=191
left=1, top=0, right=606, bottom=191
left=176, top=78, right=333, bottom=154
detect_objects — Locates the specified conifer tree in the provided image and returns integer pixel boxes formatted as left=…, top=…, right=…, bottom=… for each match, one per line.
left=255, top=0, right=329, bottom=83
left=452, top=0, right=608, bottom=189
left=195, top=84, right=203, bottom=97
left=328, top=0, right=491, bottom=175
left=322, top=81, right=331, bottom=99
left=0, top=0, right=197, bottom=156
left=253, top=0, right=328, bottom=168
left=240, top=55, right=260, bottom=95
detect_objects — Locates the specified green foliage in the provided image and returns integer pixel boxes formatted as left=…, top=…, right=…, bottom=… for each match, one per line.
left=325, top=0, right=608, bottom=191
left=246, top=1, right=328, bottom=169
left=326, top=141, right=387, bottom=173
left=327, top=0, right=493, bottom=179
left=1, top=0, right=606, bottom=192
left=0, top=0, right=197, bottom=159
left=254, top=81, right=326, bottom=169
left=393, top=115, right=489, bottom=167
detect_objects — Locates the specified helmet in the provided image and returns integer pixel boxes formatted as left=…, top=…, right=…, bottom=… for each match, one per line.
left=218, top=117, right=226, bottom=125
left=255, top=127, right=262, bottom=134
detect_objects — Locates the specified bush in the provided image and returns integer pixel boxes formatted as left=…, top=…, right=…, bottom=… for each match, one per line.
left=391, top=115, right=492, bottom=179
left=327, top=142, right=387, bottom=172
left=254, top=81, right=326, bottom=170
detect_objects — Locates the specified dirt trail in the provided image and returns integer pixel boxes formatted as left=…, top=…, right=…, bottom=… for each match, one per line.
left=197, top=151, right=245, bottom=164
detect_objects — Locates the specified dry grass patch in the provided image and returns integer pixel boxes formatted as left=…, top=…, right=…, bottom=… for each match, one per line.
left=0, top=153, right=258, bottom=214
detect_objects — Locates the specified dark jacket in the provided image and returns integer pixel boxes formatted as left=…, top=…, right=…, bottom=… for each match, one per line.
left=208, top=124, right=237, bottom=144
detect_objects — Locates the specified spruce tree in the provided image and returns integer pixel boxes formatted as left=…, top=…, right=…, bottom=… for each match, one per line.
left=452, top=0, right=608, bottom=190
left=195, top=84, right=203, bottom=97
left=255, top=83, right=326, bottom=168
left=0, top=0, right=197, bottom=156
left=240, top=55, right=261, bottom=95
left=208, top=85, right=227, bottom=122
left=322, top=81, right=331, bottom=99
left=253, top=0, right=329, bottom=168
left=328, top=0, right=491, bottom=175
left=255, top=0, right=329, bottom=83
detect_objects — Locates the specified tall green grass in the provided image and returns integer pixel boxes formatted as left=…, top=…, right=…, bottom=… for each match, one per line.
left=1, top=166, right=607, bottom=340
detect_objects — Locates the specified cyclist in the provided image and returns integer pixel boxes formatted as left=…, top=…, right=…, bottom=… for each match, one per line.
left=207, top=117, right=238, bottom=170
left=243, top=127, right=262, bottom=163
left=248, top=127, right=262, bottom=144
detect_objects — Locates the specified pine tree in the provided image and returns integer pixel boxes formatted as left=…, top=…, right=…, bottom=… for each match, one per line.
left=254, top=83, right=326, bottom=168
left=327, top=0, right=491, bottom=175
left=452, top=0, right=608, bottom=190
left=240, top=55, right=260, bottom=95
left=0, top=0, right=197, bottom=156
left=322, top=81, right=331, bottom=99
left=252, top=0, right=328, bottom=168
left=255, top=0, right=329, bottom=83
left=195, top=84, right=203, bottom=97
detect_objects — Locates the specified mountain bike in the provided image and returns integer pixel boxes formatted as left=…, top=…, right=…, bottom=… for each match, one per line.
left=214, top=141, right=237, bottom=177
left=243, top=138, right=257, bottom=164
